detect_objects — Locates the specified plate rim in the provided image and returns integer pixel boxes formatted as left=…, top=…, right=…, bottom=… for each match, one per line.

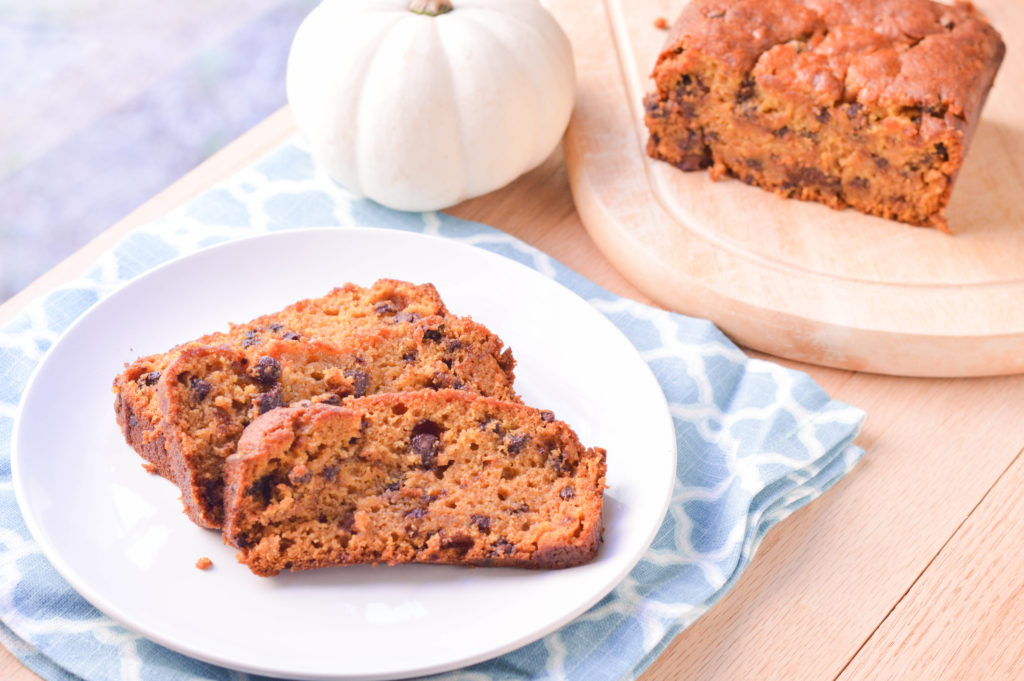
left=11, top=226, right=677, bottom=680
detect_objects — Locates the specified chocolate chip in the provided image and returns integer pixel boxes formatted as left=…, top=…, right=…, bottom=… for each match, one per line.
left=491, top=538, right=516, bottom=556
left=411, top=432, right=440, bottom=469
left=479, top=418, right=504, bottom=436
left=282, top=332, right=302, bottom=341
left=540, top=410, right=555, bottom=422
left=551, top=453, right=576, bottom=476
left=471, top=514, right=492, bottom=534
left=815, top=107, right=831, bottom=123
left=322, top=465, right=339, bottom=482
left=772, top=126, right=791, bottom=138
left=673, top=73, right=707, bottom=99
left=241, top=330, right=260, bottom=348
left=505, top=434, right=529, bottom=454
left=849, top=176, right=870, bottom=190
left=413, top=419, right=442, bottom=438
left=735, top=76, right=756, bottom=104
left=254, top=388, right=283, bottom=415
left=846, top=102, right=863, bottom=119
left=510, top=502, right=529, bottom=514
left=190, top=377, right=211, bottom=401
left=925, top=103, right=948, bottom=118
left=321, top=394, right=342, bottom=405
left=744, top=157, right=763, bottom=171
left=383, top=481, right=401, bottom=493
left=872, top=155, right=890, bottom=170
left=422, top=327, right=443, bottom=342
left=644, top=96, right=669, bottom=121
left=405, top=507, right=428, bottom=520
left=935, top=142, right=949, bottom=162
left=672, top=149, right=712, bottom=171
left=139, top=371, right=161, bottom=386
left=245, top=475, right=276, bottom=505
left=402, top=350, right=418, bottom=362
left=345, top=370, right=369, bottom=398
left=787, top=166, right=840, bottom=191
left=374, top=301, right=396, bottom=315
left=129, top=413, right=138, bottom=428
left=252, top=356, right=282, bottom=385
left=394, top=311, right=420, bottom=324
left=559, top=486, right=575, bottom=500
left=267, top=323, right=283, bottom=332
left=441, top=534, right=474, bottom=554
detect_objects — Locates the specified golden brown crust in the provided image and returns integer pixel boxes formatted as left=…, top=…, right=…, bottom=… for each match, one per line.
left=223, top=392, right=606, bottom=576
left=645, top=0, right=1005, bottom=229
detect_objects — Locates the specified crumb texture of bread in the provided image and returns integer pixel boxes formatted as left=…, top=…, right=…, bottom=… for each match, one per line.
left=112, top=280, right=518, bottom=528
left=644, top=0, right=1005, bottom=230
left=222, top=391, right=607, bottom=577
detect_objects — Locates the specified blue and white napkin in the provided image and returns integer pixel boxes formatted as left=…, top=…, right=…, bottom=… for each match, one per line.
left=0, top=139, right=864, bottom=681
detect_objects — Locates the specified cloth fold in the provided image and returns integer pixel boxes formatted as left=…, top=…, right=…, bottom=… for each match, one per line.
left=0, top=138, right=864, bottom=681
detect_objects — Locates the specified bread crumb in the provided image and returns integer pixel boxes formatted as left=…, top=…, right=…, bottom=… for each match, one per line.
left=195, top=557, right=213, bottom=570
left=654, top=16, right=669, bottom=29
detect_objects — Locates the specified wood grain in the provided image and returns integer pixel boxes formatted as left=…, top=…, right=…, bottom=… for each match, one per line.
left=551, top=0, right=1024, bottom=377
left=838, top=444, right=1024, bottom=681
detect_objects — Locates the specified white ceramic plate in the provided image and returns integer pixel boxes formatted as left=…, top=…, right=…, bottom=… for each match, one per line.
left=13, top=227, right=676, bottom=680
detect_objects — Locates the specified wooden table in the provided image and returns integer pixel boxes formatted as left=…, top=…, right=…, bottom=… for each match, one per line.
left=4, top=108, right=1024, bottom=681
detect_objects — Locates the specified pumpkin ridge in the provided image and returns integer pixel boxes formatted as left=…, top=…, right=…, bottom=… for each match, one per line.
left=431, top=17, right=472, bottom=200
left=456, top=12, right=546, bottom=182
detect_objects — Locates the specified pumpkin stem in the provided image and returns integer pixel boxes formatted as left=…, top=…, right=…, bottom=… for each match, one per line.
left=409, top=0, right=453, bottom=16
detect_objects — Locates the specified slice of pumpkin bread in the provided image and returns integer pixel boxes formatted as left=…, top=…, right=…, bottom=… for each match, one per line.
left=223, top=391, right=606, bottom=576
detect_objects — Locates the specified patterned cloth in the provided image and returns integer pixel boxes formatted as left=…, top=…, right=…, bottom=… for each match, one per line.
left=0, top=139, right=864, bottom=681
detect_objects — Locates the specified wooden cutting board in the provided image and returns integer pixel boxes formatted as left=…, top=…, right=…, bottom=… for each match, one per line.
left=548, top=0, right=1024, bottom=377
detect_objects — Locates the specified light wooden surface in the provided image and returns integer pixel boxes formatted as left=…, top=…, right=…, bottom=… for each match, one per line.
left=4, top=109, right=1024, bottom=681
left=552, top=0, right=1024, bottom=377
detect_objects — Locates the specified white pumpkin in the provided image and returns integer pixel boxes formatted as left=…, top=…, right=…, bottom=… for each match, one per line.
left=286, top=0, right=576, bottom=211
